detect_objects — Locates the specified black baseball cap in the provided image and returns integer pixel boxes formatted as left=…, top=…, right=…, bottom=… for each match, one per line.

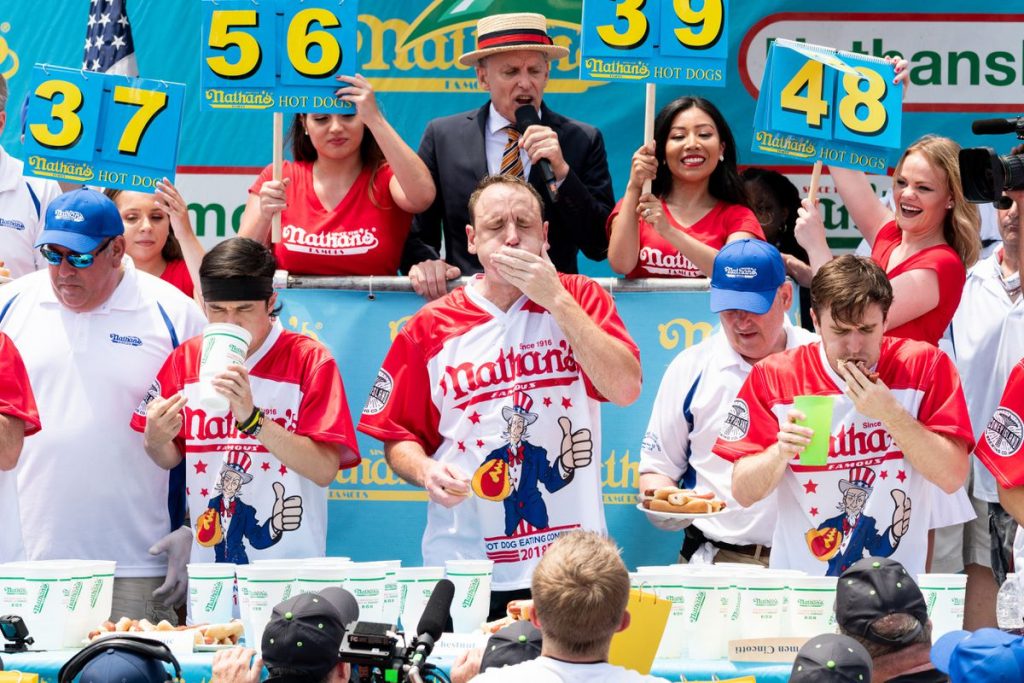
left=262, top=587, right=359, bottom=679
left=790, top=633, right=873, bottom=683
left=836, top=557, right=928, bottom=646
left=480, top=620, right=542, bottom=671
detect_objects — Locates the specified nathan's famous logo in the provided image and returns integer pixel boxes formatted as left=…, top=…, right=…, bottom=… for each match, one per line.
left=688, top=590, right=707, bottom=623
left=330, top=448, right=427, bottom=503
left=0, top=27, right=19, bottom=79
left=462, top=577, right=480, bottom=608
left=360, top=0, right=601, bottom=93
left=67, top=580, right=83, bottom=611
left=32, top=583, right=49, bottom=614
left=659, top=317, right=713, bottom=351
left=753, top=130, right=817, bottom=159
left=28, top=156, right=94, bottom=183
left=205, top=581, right=224, bottom=613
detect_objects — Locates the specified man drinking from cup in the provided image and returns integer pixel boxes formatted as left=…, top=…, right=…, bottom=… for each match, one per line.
left=713, top=255, right=973, bottom=576
left=133, top=237, right=360, bottom=567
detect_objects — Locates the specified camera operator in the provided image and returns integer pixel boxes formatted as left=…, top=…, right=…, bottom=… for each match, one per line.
left=212, top=587, right=357, bottom=683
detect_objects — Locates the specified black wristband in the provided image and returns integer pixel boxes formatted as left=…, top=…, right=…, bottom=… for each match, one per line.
left=236, top=406, right=261, bottom=434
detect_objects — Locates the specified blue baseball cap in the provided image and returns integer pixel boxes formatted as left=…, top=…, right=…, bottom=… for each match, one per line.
left=931, top=628, right=1024, bottom=682
left=35, top=188, right=123, bottom=253
left=709, top=239, right=786, bottom=315
left=77, top=647, right=171, bottom=683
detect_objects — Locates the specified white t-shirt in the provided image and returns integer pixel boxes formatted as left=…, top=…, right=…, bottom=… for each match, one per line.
left=359, top=274, right=640, bottom=591
left=474, top=656, right=670, bottom=683
left=130, top=321, right=360, bottom=565
left=0, top=264, right=206, bottom=576
left=0, top=145, right=61, bottom=278
left=948, top=249, right=1020, bottom=503
left=0, top=332, right=41, bottom=562
left=639, top=319, right=816, bottom=545
left=713, top=338, right=974, bottom=576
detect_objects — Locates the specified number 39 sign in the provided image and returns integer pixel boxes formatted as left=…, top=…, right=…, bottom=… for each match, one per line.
left=752, top=39, right=903, bottom=172
left=22, top=65, right=185, bottom=191
left=200, top=0, right=357, bottom=113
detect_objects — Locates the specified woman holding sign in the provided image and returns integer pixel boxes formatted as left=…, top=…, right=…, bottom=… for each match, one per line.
left=796, top=135, right=980, bottom=346
left=239, top=74, right=435, bottom=275
left=606, top=96, right=763, bottom=278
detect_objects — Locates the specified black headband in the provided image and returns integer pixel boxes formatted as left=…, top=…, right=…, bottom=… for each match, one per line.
left=201, top=276, right=275, bottom=301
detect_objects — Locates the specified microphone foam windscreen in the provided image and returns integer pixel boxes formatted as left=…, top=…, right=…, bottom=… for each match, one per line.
left=417, top=579, right=456, bottom=639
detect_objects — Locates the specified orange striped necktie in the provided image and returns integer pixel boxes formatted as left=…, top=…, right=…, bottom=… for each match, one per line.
left=500, top=126, right=525, bottom=179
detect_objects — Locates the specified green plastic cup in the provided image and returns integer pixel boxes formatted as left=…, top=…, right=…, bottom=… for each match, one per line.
left=794, top=395, right=834, bottom=465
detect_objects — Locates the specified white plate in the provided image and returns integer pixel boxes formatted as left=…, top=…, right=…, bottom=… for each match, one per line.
left=194, top=643, right=240, bottom=652
left=636, top=501, right=728, bottom=520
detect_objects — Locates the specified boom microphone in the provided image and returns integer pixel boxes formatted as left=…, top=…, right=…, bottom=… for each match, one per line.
left=406, top=578, right=455, bottom=681
left=971, top=117, right=1024, bottom=135
left=515, top=105, right=559, bottom=202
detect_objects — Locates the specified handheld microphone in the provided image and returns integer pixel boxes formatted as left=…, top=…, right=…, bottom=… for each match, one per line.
left=971, top=117, right=1024, bottom=135
left=515, top=105, right=559, bottom=202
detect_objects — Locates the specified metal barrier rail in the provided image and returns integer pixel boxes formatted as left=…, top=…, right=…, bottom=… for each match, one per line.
left=279, top=273, right=713, bottom=294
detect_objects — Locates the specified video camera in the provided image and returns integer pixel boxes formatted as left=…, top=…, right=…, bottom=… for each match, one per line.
left=338, top=579, right=455, bottom=683
left=959, top=116, right=1024, bottom=207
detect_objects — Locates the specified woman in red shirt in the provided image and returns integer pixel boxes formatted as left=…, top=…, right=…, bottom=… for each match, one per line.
left=106, top=180, right=204, bottom=299
left=796, top=135, right=980, bottom=346
left=239, top=74, right=435, bottom=275
left=607, top=96, right=763, bottom=278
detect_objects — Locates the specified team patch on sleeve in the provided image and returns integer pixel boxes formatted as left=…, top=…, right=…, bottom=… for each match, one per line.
left=363, top=368, right=393, bottom=415
left=984, top=407, right=1024, bottom=457
left=719, top=399, right=750, bottom=442
left=134, top=379, right=162, bottom=418
left=641, top=430, right=662, bottom=453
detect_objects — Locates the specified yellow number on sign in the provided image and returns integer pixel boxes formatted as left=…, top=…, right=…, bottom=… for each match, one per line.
left=29, top=79, right=84, bottom=150
left=839, top=67, right=888, bottom=135
left=672, top=0, right=723, bottom=49
left=206, top=10, right=261, bottom=79
left=113, top=86, right=168, bottom=156
left=780, top=60, right=829, bottom=128
left=596, top=0, right=649, bottom=50
left=287, top=8, right=342, bottom=78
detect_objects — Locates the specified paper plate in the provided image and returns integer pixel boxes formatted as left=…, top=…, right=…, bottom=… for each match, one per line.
left=636, top=501, right=728, bottom=520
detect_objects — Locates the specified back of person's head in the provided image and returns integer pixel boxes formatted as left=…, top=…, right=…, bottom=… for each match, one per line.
left=895, top=134, right=981, bottom=268
left=790, top=633, right=873, bottom=682
left=530, top=531, right=629, bottom=657
left=810, top=255, right=893, bottom=326
left=931, top=627, right=1024, bottom=682
left=201, top=236, right=277, bottom=280
left=835, top=557, right=931, bottom=658
left=741, top=167, right=801, bottom=235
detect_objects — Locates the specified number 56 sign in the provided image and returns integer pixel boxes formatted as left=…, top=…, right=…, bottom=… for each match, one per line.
left=23, top=65, right=184, bottom=191
left=752, top=39, right=903, bottom=172
left=200, top=0, right=357, bottom=112
left=580, top=0, right=728, bottom=86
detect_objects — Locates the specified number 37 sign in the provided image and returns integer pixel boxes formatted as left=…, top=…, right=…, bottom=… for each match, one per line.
left=22, top=65, right=185, bottom=191
left=752, top=39, right=903, bottom=172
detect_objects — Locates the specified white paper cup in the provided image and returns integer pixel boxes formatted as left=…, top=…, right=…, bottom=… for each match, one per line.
left=19, top=562, right=71, bottom=650
left=188, top=563, right=236, bottom=626
left=242, top=565, right=295, bottom=651
left=0, top=564, right=29, bottom=619
left=637, top=573, right=689, bottom=659
left=445, top=560, right=493, bottom=633
left=736, top=574, right=788, bottom=640
left=294, top=562, right=350, bottom=595
left=83, top=560, right=116, bottom=626
left=917, top=573, right=968, bottom=641
left=198, top=323, right=252, bottom=412
left=376, top=560, right=402, bottom=626
left=788, top=576, right=838, bottom=638
left=397, top=567, right=445, bottom=633
left=345, top=563, right=388, bottom=623
left=682, top=573, right=732, bottom=660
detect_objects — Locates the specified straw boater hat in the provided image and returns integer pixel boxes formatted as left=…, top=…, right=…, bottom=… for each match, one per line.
left=459, top=12, right=569, bottom=66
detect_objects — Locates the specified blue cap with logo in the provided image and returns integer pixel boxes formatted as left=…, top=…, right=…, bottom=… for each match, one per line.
left=931, top=628, right=1024, bottom=683
left=709, top=239, right=786, bottom=315
left=77, top=647, right=172, bottom=683
left=35, top=188, right=123, bottom=253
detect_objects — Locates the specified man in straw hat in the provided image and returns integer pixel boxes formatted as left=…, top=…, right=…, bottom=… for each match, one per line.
left=402, top=12, right=614, bottom=299
left=360, top=175, right=640, bottom=620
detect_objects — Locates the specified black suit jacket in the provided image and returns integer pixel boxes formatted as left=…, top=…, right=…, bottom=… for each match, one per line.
left=401, top=102, right=614, bottom=274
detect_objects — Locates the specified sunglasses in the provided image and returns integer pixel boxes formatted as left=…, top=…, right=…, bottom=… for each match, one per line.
left=39, top=238, right=113, bottom=269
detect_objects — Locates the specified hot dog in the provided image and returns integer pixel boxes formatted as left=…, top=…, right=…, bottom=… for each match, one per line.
left=641, top=487, right=726, bottom=514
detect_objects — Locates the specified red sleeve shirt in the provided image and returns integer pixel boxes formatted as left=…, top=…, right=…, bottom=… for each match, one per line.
left=606, top=199, right=764, bottom=278
left=159, top=258, right=194, bottom=299
left=249, top=160, right=412, bottom=276
left=975, top=359, right=1024, bottom=488
left=0, top=332, right=40, bottom=436
left=871, top=221, right=966, bottom=346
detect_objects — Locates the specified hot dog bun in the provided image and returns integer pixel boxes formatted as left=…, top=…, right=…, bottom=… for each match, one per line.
left=641, top=486, right=727, bottom=515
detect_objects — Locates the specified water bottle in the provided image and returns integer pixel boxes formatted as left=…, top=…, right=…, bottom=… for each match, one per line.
left=996, top=572, right=1024, bottom=633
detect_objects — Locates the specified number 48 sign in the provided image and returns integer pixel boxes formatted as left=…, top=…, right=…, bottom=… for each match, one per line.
left=752, top=39, right=903, bottom=172
left=22, top=65, right=185, bottom=191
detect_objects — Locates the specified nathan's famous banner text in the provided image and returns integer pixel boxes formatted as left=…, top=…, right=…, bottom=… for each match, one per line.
left=278, top=287, right=733, bottom=569
left=1, top=2, right=1021, bottom=258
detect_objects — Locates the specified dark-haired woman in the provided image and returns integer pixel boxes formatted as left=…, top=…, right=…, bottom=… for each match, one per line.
left=239, top=74, right=435, bottom=275
left=607, top=97, right=763, bottom=278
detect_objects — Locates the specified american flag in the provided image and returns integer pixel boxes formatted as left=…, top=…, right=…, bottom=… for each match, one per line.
left=82, top=0, right=138, bottom=76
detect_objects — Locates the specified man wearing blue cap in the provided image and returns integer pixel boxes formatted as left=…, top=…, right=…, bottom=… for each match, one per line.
left=639, top=239, right=816, bottom=565
left=932, top=628, right=1024, bottom=682
left=0, top=188, right=205, bottom=622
